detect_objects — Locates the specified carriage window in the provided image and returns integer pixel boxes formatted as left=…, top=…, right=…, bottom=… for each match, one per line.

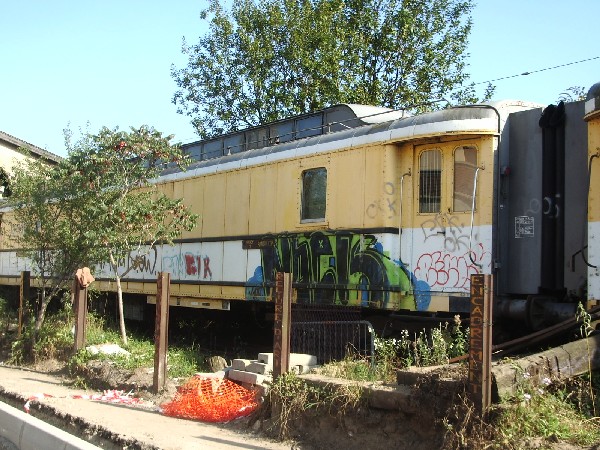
left=453, top=146, right=478, bottom=212
left=419, top=150, right=441, bottom=213
left=301, top=167, right=327, bottom=221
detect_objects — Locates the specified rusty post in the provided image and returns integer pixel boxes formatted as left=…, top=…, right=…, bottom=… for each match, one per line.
left=18, top=271, right=30, bottom=337
left=273, top=272, right=292, bottom=378
left=468, top=274, right=493, bottom=413
left=73, top=277, right=87, bottom=352
left=153, top=272, right=170, bottom=393
left=73, top=268, right=94, bottom=353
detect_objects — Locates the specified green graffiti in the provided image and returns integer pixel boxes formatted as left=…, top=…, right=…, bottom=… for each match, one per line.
left=246, top=231, right=415, bottom=310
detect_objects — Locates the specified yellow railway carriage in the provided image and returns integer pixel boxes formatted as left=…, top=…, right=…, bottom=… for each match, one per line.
left=1, top=92, right=598, bottom=329
left=584, top=83, right=600, bottom=306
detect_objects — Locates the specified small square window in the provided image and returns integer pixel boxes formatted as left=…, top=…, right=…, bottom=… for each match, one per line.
left=301, top=168, right=327, bottom=221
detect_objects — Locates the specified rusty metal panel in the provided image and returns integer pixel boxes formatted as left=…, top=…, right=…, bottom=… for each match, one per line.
left=328, top=149, right=366, bottom=229
left=19, top=271, right=29, bottom=337
left=273, top=272, right=292, bottom=378
left=154, top=272, right=170, bottom=393
left=468, top=274, right=492, bottom=413
left=224, top=171, right=250, bottom=236
left=73, top=285, right=87, bottom=351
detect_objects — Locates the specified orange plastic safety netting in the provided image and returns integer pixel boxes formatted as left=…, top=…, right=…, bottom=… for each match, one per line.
left=160, top=375, right=259, bottom=423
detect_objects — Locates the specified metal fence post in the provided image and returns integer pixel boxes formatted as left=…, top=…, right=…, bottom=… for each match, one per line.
left=468, top=274, right=493, bottom=414
left=153, top=272, right=170, bottom=393
left=19, top=271, right=30, bottom=337
left=273, top=272, right=292, bottom=378
left=73, top=268, right=94, bottom=353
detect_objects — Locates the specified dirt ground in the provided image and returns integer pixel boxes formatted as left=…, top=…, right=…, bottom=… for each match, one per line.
left=0, top=362, right=296, bottom=449
left=0, top=336, right=598, bottom=450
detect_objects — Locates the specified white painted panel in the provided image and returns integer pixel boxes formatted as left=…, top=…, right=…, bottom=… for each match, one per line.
left=222, top=241, right=247, bottom=282
left=409, top=224, right=492, bottom=293
left=375, top=233, right=400, bottom=262
left=246, top=248, right=263, bottom=281
left=0, top=253, right=12, bottom=275
left=588, top=221, right=600, bottom=299
left=160, top=243, right=185, bottom=279
left=198, top=241, right=222, bottom=282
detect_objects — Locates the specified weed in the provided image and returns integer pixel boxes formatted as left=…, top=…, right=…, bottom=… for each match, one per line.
left=576, top=302, right=597, bottom=416
left=318, top=355, right=375, bottom=381
left=493, top=372, right=600, bottom=448
left=10, top=298, right=74, bottom=364
left=267, top=371, right=365, bottom=440
left=443, top=369, right=600, bottom=449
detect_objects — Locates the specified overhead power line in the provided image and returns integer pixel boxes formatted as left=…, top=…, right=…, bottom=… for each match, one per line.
left=472, top=56, right=600, bottom=86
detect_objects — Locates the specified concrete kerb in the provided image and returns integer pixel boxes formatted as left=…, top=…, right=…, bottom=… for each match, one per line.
left=0, top=400, right=99, bottom=450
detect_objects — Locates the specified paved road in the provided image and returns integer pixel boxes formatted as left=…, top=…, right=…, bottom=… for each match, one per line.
left=0, top=365, right=293, bottom=450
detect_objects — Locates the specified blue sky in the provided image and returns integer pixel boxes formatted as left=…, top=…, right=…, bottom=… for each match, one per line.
left=1, top=1, right=599, bottom=157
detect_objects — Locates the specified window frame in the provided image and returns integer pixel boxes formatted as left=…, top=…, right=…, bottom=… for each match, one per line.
left=452, top=145, right=478, bottom=213
left=418, top=148, right=442, bottom=214
left=300, top=167, right=327, bottom=223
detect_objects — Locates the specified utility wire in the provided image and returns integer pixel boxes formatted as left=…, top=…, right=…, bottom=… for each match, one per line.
left=471, top=56, right=600, bottom=86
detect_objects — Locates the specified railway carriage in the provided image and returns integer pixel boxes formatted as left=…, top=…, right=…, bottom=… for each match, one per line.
left=2, top=86, right=600, bottom=331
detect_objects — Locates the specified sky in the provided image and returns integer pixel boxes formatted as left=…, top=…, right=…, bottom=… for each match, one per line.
left=1, top=1, right=599, bottom=157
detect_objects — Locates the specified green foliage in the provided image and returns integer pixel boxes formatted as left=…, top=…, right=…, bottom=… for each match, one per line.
left=6, top=155, right=91, bottom=334
left=444, top=367, right=600, bottom=449
left=494, top=371, right=600, bottom=448
left=63, top=125, right=198, bottom=344
left=67, top=312, right=205, bottom=380
left=320, top=318, right=470, bottom=382
left=0, top=296, right=16, bottom=333
left=64, top=125, right=198, bottom=268
left=7, top=126, right=198, bottom=341
left=172, top=0, right=492, bottom=138
left=576, top=302, right=597, bottom=416
left=318, top=355, right=376, bottom=381
left=558, top=86, right=587, bottom=103
left=10, top=297, right=74, bottom=364
left=395, top=317, right=469, bottom=368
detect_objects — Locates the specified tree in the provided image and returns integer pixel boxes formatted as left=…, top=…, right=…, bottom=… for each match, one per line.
left=65, top=126, right=198, bottom=345
left=172, top=0, right=492, bottom=138
left=558, top=86, right=586, bottom=103
left=7, top=155, right=96, bottom=341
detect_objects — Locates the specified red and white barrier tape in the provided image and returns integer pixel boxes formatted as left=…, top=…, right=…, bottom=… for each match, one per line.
left=24, top=390, right=145, bottom=413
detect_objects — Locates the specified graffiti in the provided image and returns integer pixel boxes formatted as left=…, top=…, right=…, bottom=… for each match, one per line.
left=543, top=194, right=561, bottom=218
left=99, top=247, right=158, bottom=276
left=246, top=231, right=413, bottom=309
left=420, top=213, right=471, bottom=252
left=524, top=198, right=541, bottom=216
left=366, top=181, right=397, bottom=219
left=162, top=252, right=213, bottom=280
left=414, top=244, right=491, bottom=290
left=130, top=253, right=156, bottom=273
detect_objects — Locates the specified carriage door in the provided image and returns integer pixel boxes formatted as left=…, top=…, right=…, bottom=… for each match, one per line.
left=411, top=142, right=480, bottom=294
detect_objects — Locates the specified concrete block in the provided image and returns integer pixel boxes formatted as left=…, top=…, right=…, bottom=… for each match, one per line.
left=258, top=352, right=317, bottom=367
left=227, top=369, right=272, bottom=385
left=291, top=364, right=317, bottom=375
left=231, top=359, right=252, bottom=371
left=246, top=361, right=272, bottom=375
